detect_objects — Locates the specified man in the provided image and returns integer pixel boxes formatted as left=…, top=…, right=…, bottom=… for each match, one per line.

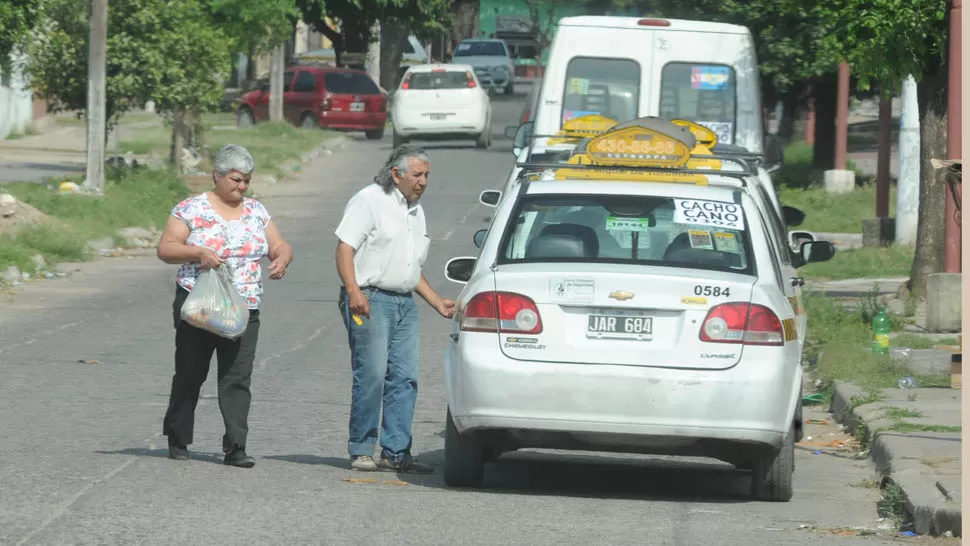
left=334, top=145, right=456, bottom=474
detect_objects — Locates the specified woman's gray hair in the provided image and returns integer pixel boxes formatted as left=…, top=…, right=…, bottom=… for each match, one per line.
left=213, top=144, right=256, bottom=176
left=373, top=144, right=429, bottom=193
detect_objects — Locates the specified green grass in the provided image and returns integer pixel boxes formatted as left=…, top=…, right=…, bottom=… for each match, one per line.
left=890, top=333, right=960, bottom=349
left=779, top=184, right=896, bottom=234
left=884, top=407, right=923, bottom=419
left=801, top=245, right=914, bottom=280
left=0, top=168, right=190, bottom=273
left=887, top=422, right=961, bottom=434
left=119, top=120, right=336, bottom=178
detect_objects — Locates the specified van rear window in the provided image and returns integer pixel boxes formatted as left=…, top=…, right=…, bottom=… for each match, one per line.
left=561, top=57, right=640, bottom=127
left=659, top=63, right=737, bottom=145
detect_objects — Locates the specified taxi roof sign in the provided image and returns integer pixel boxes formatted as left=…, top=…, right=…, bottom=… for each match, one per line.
left=584, top=118, right=695, bottom=169
left=671, top=119, right=718, bottom=148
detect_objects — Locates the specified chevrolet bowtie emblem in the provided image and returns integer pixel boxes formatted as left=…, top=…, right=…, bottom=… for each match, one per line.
left=608, top=290, right=635, bottom=301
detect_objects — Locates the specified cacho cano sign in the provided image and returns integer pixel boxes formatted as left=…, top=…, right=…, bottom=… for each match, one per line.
left=673, top=198, right=746, bottom=230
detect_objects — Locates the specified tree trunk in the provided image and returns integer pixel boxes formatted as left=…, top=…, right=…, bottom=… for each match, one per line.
left=450, top=0, right=480, bottom=44
left=812, top=74, right=836, bottom=170
left=908, top=65, right=949, bottom=297
left=379, top=18, right=410, bottom=91
left=269, top=44, right=285, bottom=122
left=170, top=108, right=186, bottom=173
left=778, top=91, right=799, bottom=144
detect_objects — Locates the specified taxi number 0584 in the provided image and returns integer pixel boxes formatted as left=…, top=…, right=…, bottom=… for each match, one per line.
left=694, top=285, right=730, bottom=297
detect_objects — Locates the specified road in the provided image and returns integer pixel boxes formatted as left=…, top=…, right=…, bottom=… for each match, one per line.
left=0, top=88, right=910, bottom=545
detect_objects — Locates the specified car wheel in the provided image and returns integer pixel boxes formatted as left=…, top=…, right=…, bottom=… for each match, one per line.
left=475, top=118, right=491, bottom=149
left=300, top=114, right=317, bottom=130
left=750, top=425, right=795, bottom=502
left=365, top=128, right=385, bottom=140
left=237, top=108, right=255, bottom=128
left=392, top=132, right=408, bottom=148
left=444, top=408, right=485, bottom=487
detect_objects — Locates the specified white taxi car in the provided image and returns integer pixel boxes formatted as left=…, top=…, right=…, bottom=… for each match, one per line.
left=391, top=63, right=492, bottom=148
left=442, top=119, right=835, bottom=501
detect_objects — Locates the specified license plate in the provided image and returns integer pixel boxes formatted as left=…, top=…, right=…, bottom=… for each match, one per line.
left=429, top=113, right=447, bottom=120
left=350, top=102, right=365, bottom=112
left=587, top=314, right=653, bottom=339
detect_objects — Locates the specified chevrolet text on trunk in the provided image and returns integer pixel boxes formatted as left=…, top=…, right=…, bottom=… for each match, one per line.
left=441, top=117, right=836, bottom=501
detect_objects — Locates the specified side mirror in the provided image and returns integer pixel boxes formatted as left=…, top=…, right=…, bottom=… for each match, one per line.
left=473, top=229, right=487, bottom=248
left=504, top=125, right=519, bottom=139
left=781, top=205, right=805, bottom=227
left=512, top=121, right=534, bottom=156
left=479, top=189, right=501, bottom=207
left=800, top=240, right=835, bottom=264
left=444, top=257, right=477, bottom=284
left=789, top=230, right=815, bottom=251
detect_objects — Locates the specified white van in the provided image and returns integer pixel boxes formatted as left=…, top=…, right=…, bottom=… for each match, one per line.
left=534, top=16, right=766, bottom=155
left=523, top=16, right=811, bottom=246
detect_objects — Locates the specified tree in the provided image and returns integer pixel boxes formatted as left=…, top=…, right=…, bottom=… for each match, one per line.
left=814, top=0, right=949, bottom=295
left=25, top=0, right=232, bottom=171
left=0, top=0, right=39, bottom=73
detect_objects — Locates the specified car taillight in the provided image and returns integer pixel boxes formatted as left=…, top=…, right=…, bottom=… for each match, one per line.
left=460, top=292, right=542, bottom=334
left=401, top=76, right=411, bottom=90
left=466, top=71, right=477, bottom=88
left=638, top=18, right=671, bottom=27
left=699, top=303, right=783, bottom=346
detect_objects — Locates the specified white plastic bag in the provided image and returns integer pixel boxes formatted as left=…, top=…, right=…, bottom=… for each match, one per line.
left=180, top=265, right=250, bottom=339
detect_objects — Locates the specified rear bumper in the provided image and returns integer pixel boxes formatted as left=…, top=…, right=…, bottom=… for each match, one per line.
left=393, top=110, right=486, bottom=136
left=473, top=69, right=511, bottom=89
left=317, top=112, right=387, bottom=131
left=445, top=336, right=801, bottom=453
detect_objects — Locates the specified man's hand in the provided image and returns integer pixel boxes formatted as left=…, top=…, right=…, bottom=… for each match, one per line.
left=349, top=289, right=370, bottom=319
left=196, top=247, right=225, bottom=269
left=434, top=298, right=457, bottom=319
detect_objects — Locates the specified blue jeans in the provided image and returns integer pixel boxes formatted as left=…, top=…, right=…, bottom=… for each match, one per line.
left=339, top=287, right=419, bottom=464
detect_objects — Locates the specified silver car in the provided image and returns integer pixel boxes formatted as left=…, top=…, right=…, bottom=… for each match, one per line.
left=452, top=39, right=515, bottom=94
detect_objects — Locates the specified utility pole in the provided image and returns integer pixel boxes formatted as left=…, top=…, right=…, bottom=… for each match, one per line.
left=83, top=0, right=107, bottom=195
left=269, top=44, right=284, bottom=122
left=896, top=75, right=920, bottom=246
left=944, top=0, right=962, bottom=272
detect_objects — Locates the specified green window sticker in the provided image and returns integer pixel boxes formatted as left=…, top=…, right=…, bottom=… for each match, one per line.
left=606, top=216, right=650, bottom=232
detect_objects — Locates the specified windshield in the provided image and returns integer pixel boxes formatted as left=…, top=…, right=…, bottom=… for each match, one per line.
left=561, top=57, right=640, bottom=127
left=405, top=71, right=470, bottom=90
left=454, top=41, right=506, bottom=57
left=499, top=194, right=752, bottom=275
left=659, top=63, right=737, bottom=145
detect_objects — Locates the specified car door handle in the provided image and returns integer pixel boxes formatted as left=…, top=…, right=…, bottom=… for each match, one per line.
left=449, top=333, right=459, bottom=342
left=790, top=277, right=804, bottom=287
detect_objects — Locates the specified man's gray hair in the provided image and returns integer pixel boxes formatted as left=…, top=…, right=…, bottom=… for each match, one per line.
left=213, top=144, right=256, bottom=176
left=373, top=144, right=429, bottom=193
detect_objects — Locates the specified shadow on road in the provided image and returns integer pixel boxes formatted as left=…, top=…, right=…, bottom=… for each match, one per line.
left=96, top=446, right=224, bottom=465
left=262, top=454, right=353, bottom=471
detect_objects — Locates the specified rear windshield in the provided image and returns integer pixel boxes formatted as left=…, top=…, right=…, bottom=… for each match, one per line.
left=324, top=72, right=381, bottom=95
left=561, top=57, right=640, bottom=127
left=454, top=41, right=506, bottom=57
left=406, top=71, right=470, bottom=90
left=498, top=194, right=753, bottom=275
left=659, top=63, right=737, bottom=145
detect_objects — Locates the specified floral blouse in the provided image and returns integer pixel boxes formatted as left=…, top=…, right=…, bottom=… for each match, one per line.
left=172, top=193, right=271, bottom=309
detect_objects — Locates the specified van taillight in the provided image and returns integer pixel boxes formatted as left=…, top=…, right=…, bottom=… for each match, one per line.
left=461, top=292, right=542, bottom=334
left=699, top=303, right=783, bottom=346
left=638, top=18, right=671, bottom=27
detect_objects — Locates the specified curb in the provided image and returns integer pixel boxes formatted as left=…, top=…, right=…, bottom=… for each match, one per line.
left=255, top=134, right=352, bottom=186
left=831, top=381, right=962, bottom=537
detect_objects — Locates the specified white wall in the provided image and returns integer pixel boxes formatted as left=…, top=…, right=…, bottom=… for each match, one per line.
left=0, top=53, right=33, bottom=140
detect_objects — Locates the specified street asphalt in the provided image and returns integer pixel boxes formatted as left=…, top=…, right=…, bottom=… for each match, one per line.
left=0, top=90, right=918, bottom=545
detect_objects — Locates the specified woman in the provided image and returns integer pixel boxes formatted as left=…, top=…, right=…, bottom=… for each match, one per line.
left=156, top=144, right=293, bottom=468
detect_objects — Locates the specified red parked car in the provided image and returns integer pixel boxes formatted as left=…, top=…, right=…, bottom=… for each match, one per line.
left=235, top=66, right=388, bottom=139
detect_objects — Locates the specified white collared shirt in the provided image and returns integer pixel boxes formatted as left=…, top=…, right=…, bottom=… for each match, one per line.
left=334, top=184, right=430, bottom=293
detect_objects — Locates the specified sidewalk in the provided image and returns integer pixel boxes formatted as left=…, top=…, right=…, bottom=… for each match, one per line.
left=808, top=277, right=963, bottom=537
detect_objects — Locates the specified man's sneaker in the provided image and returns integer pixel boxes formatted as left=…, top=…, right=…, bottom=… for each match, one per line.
left=168, top=439, right=189, bottom=461
left=350, top=456, right=378, bottom=472
left=224, top=448, right=256, bottom=468
left=378, top=456, right=434, bottom=474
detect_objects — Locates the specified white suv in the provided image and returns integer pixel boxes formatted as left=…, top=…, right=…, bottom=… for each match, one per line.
left=451, top=39, right=516, bottom=94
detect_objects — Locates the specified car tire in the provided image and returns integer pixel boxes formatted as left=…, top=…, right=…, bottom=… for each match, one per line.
left=475, top=118, right=491, bottom=149
left=365, top=128, right=385, bottom=140
left=444, top=408, right=485, bottom=487
left=392, top=132, right=408, bottom=148
left=237, top=108, right=255, bottom=128
left=300, top=114, right=317, bottom=130
left=750, top=425, right=795, bottom=502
